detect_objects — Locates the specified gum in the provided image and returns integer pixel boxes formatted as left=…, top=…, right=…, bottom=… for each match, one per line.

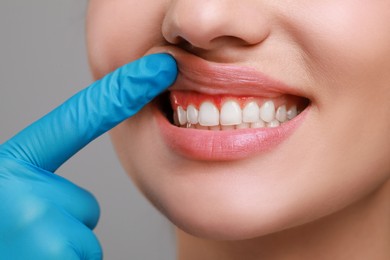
left=170, top=90, right=302, bottom=110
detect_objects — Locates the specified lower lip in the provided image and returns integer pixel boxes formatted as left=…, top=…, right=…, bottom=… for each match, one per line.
left=155, top=105, right=309, bottom=161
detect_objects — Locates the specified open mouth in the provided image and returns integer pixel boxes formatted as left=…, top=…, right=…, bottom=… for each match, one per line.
left=157, top=91, right=309, bottom=130
left=155, top=90, right=310, bottom=161
left=149, top=46, right=310, bottom=132
left=149, top=46, right=311, bottom=160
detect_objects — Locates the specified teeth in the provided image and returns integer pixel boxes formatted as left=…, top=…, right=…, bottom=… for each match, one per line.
left=177, top=106, right=187, bottom=125
left=187, top=104, right=199, bottom=124
left=199, top=101, right=220, bottom=126
left=260, top=101, right=275, bottom=123
left=236, top=123, right=250, bottom=129
left=220, top=100, right=242, bottom=126
left=267, top=119, right=280, bottom=128
left=173, top=110, right=180, bottom=126
left=195, top=124, right=209, bottom=130
left=287, top=105, right=297, bottom=120
left=242, top=102, right=260, bottom=123
left=210, top=126, right=221, bottom=131
left=174, top=99, right=302, bottom=130
left=251, top=120, right=265, bottom=128
left=221, top=125, right=235, bottom=131
left=275, top=105, right=287, bottom=122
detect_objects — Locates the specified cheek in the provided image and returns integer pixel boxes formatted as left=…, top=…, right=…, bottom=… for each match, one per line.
left=86, top=0, right=167, bottom=78
left=289, top=1, right=390, bottom=87
left=109, top=108, right=178, bottom=204
left=285, top=0, right=390, bottom=177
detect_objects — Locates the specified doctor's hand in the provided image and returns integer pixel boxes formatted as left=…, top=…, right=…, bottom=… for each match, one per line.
left=0, top=54, right=177, bottom=259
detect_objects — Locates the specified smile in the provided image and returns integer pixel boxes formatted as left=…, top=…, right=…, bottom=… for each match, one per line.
left=151, top=47, right=311, bottom=161
left=170, top=91, right=306, bottom=130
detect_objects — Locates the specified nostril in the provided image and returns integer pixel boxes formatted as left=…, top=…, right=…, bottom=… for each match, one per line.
left=162, top=1, right=272, bottom=52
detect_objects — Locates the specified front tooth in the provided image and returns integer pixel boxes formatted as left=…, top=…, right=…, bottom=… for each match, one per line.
left=187, top=104, right=199, bottom=124
left=275, top=105, right=287, bottom=122
left=177, top=106, right=187, bottom=125
left=287, top=106, right=297, bottom=120
left=220, top=100, right=242, bottom=126
left=260, top=101, right=275, bottom=123
left=243, top=102, right=260, bottom=123
left=199, top=101, right=220, bottom=126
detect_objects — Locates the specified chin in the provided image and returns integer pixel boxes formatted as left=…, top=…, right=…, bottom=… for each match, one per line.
left=114, top=122, right=329, bottom=242
left=158, top=197, right=299, bottom=240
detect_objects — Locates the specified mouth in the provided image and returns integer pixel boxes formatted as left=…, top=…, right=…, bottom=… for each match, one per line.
left=150, top=47, right=311, bottom=160
left=157, top=91, right=308, bottom=130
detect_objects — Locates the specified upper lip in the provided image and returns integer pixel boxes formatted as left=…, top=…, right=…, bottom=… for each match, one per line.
left=148, top=46, right=307, bottom=98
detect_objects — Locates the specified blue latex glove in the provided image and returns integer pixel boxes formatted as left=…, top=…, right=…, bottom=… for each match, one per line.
left=0, top=53, right=177, bottom=259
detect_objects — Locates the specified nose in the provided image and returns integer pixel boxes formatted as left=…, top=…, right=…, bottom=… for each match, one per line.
left=162, top=0, right=271, bottom=50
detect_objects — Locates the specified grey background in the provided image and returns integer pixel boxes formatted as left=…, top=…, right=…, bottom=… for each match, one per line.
left=0, top=0, right=175, bottom=259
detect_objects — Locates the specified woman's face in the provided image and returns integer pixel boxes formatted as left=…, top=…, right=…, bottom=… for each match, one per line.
left=87, top=0, right=390, bottom=239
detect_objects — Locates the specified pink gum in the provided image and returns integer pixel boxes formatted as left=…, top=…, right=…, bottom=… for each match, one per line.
left=170, top=91, right=302, bottom=110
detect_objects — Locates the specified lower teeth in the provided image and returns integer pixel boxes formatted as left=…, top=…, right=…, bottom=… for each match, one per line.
left=180, top=120, right=288, bottom=130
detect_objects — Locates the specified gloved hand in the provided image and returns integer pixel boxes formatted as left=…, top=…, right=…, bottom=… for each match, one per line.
left=0, top=53, right=177, bottom=259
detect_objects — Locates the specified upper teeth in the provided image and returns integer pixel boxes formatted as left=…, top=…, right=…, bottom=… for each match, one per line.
left=259, top=100, right=275, bottom=123
left=199, top=101, right=219, bottom=126
left=174, top=100, right=299, bottom=130
left=187, top=104, right=199, bottom=124
left=220, top=100, right=242, bottom=125
left=242, top=101, right=260, bottom=123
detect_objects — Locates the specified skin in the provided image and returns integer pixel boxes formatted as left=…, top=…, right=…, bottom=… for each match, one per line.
left=86, top=1, right=390, bottom=259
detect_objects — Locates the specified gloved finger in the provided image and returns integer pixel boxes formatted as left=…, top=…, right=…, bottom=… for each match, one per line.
left=64, top=221, right=103, bottom=260
left=0, top=157, right=100, bottom=230
left=0, top=53, right=177, bottom=172
left=2, top=203, right=102, bottom=260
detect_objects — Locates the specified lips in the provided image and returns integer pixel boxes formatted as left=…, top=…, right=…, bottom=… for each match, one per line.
left=149, top=47, right=310, bottom=161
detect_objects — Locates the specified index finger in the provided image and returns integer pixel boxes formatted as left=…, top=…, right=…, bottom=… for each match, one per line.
left=0, top=53, right=177, bottom=172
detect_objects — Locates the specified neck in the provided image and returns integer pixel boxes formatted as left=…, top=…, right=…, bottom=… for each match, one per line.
left=176, top=180, right=390, bottom=260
